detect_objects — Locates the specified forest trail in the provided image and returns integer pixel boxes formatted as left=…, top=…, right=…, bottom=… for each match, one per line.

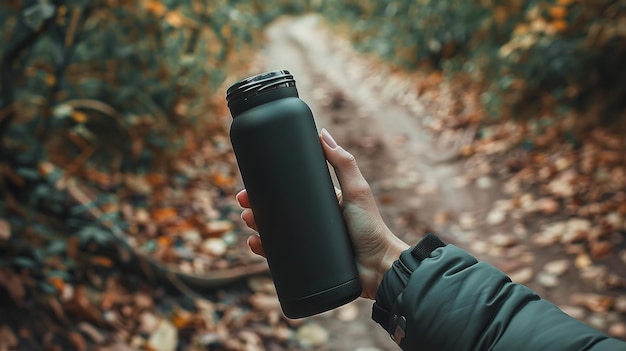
left=262, top=15, right=495, bottom=244
left=256, top=15, right=625, bottom=349
left=260, top=15, right=499, bottom=350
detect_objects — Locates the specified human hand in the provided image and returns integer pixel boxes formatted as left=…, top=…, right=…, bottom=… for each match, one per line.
left=236, top=128, right=409, bottom=300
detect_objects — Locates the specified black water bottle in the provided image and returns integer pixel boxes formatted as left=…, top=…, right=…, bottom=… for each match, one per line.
left=226, top=70, right=361, bottom=318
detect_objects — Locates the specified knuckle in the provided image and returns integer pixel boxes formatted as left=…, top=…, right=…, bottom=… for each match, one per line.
left=350, top=179, right=373, bottom=199
left=341, top=151, right=357, bottom=166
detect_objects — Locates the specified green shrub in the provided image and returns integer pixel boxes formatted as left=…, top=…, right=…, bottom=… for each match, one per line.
left=316, top=0, right=626, bottom=120
left=0, top=0, right=309, bottom=294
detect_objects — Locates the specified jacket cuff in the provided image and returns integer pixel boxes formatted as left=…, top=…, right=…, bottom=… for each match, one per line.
left=371, top=233, right=446, bottom=344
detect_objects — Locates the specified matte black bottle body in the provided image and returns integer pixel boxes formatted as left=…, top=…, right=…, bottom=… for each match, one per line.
left=227, top=71, right=361, bottom=318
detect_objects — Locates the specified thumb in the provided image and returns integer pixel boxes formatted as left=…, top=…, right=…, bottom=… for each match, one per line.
left=320, top=128, right=375, bottom=207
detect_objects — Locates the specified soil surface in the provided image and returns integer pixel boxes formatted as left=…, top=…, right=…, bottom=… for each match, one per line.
left=255, top=15, right=625, bottom=350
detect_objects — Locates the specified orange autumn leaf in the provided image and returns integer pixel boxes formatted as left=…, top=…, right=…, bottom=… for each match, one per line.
left=513, top=24, right=529, bottom=36
left=460, top=144, right=474, bottom=157
left=221, top=24, right=232, bottom=38
left=146, top=173, right=167, bottom=187
left=551, top=20, right=568, bottom=32
left=548, top=6, right=568, bottom=19
left=166, top=220, right=194, bottom=234
left=157, top=235, right=172, bottom=247
left=213, top=172, right=236, bottom=188
left=90, top=256, right=113, bottom=267
left=165, top=11, right=184, bottom=27
left=145, top=0, right=166, bottom=16
left=151, top=207, right=178, bottom=222
left=493, top=6, right=508, bottom=25
left=45, top=74, right=56, bottom=87
left=48, top=276, right=64, bottom=293
left=72, top=111, right=88, bottom=124
left=171, top=309, right=193, bottom=329
left=56, top=5, right=67, bottom=17
left=38, top=161, right=57, bottom=177
left=427, top=71, right=443, bottom=85
left=101, top=291, right=115, bottom=310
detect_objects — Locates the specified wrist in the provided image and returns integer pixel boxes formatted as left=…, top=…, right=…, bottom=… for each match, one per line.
left=376, top=235, right=410, bottom=293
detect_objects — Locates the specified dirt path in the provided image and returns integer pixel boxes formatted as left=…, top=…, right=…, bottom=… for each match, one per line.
left=260, top=16, right=496, bottom=350
left=258, top=15, right=624, bottom=350
left=262, top=15, right=480, bottom=241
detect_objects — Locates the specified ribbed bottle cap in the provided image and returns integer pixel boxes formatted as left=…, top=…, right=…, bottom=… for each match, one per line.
left=226, top=70, right=296, bottom=106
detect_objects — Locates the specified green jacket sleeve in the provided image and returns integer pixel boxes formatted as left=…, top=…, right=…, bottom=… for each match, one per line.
left=372, top=234, right=626, bottom=351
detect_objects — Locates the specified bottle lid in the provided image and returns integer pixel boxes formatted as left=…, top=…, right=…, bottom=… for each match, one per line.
left=226, top=70, right=296, bottom=106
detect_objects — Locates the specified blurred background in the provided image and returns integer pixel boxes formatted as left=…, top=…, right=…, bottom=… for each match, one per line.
left=0, top=0, right=625, bottom=350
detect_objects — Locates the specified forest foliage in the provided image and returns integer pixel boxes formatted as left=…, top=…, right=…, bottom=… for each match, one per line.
left=0, top=0, right=308, bottom=303
left=318, top=0, right=626, bottom=119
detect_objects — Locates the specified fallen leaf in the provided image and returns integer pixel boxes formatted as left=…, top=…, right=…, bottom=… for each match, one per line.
left=139, top=312, right=160, bottom=334
left=458, top=212, right=475, bottom=230
left=548, top=6, right=567, bottom=19
left=535, top=197, right=560, bottom=215
left=559, top=305, right=586, bottom=320
left=434, top=211, right=451, bottom=227
left=509, top=267, right=533, bottom=284
left=78, top=322, right=105, bottom=344
left=589, top=241, right=613, bottom=259
left=0, top=325, right=18, bottom=348
left=165, top=10, right=184, bottom=28
left=561, top=218, right=591, bottom=244
left=575, top=253, right=593, bottom=269
left=171, top=309, right=193, bottom=329
left=72, top=111, right=88, bottom=124
left=543, top=259, right=570, bottom=276
left=146, top=173, right=167, bottom=187
left=249, top=293, right=281, bottom=312
left=151, top=208, right=178, bottom=224
left=213, top=172, right=236, bottom=188
left=206, top=220, right=234, bottom=238
left=69, top=331, right=87, bottom=351
left=486, top=209, right=506, bottom=226
left=157, top=236, right=172, bottom=247
left=90, top=256, right=113, bottom=268
left=0, top=270, right=25, bottom=303
left=248, top=277, right=276, bottom=295
left=537, top=272, right=559, bottom=288
left=532, top=221, right=566, bottom=246
left=65, top=285, right=102, bottom=324
left=489, top=233, right=517, bottom=247
left=336, top=302, right=359, bottom=322
left=48, top=276, right=64, bottom=293
left=145, top=0, right=166, bottom=16
left=0, top=220, right=10, bottom=240
left=609, top=323, right=626, bottom=339
left=570, top=293, right=614, bottom=313
left=134, top=292, right=154, bottom=310
left=201, top=238, right=227, bottom=257
left=45, top=74, right=56, bottom=87
left=124, top=175, right=152, bottom=195
left=296, top=323, right=329, bottom=348
left=615, top=295, right=626, bottom=313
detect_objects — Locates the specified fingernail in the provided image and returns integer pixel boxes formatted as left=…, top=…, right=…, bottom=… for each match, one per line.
left=321, top=128, right=338, bottom=149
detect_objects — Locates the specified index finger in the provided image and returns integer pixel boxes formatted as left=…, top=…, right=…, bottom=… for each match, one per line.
left=236, top=189, right=251, bottom=208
